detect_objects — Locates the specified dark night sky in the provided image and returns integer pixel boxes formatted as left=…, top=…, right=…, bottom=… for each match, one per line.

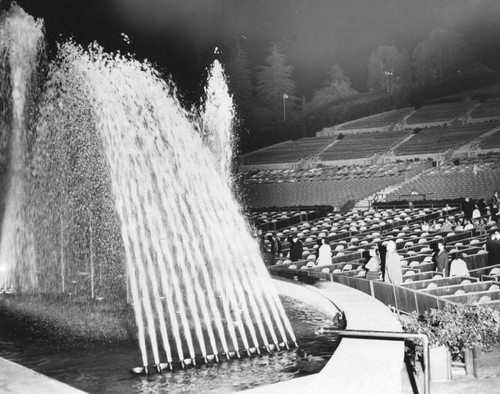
left=5, top=0, right=500, bottom=100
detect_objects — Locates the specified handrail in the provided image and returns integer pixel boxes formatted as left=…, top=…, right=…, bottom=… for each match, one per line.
left=328, top=329, right=430, bottom=394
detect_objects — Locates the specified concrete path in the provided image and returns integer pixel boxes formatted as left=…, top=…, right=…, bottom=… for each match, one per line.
left=0, top=356, right=85, bottom=394
left=248, top=279, right=404, bottom=394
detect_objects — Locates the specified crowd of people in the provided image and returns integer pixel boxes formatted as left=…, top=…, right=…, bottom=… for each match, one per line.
left=255, top=192, right=500, bottom=285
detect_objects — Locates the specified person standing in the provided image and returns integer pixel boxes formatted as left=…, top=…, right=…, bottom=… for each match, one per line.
left=463, top=197, right=473, bottom=220
left=365, top=246, right=381, bottom=280
left=316, top=238, right=332, bottom=267
left=268, top=233, right=281, bottom=265
left=378, top=242, right=387, bottom=281
left=384, top=240, right=402, bottom=285
left=289, top=236, right=303, bottom=262
left=486, top=231, right=500, bottom=266
left=433, top=241, right=449, bottom=276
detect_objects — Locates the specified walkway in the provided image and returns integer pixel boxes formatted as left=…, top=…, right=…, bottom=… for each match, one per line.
left=0, top=356, right=85, bottom=394
left=248, top=279, right=404, bottom=394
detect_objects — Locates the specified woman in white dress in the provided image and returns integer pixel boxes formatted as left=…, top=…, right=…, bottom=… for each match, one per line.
left=316, top=238, right=332, bottom=266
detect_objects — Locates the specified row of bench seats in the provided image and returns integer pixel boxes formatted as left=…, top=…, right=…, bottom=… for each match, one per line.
left=265, top=206, right=500, bottom=310
left=405, top=101, right=477, bottom=125
left=333, top=108, right=414, bottom=131
left=242, top=161, right=423, bottom=185
left=394, top=123, right=496, bottom=155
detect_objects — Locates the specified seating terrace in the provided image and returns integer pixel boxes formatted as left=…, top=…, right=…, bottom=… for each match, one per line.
left=394, top=123, right=495, bottom=156
left=332, top=108, right=414, bottom=131
left=265, top=206, right=500, bottom=314
left=470, top=98, right=500, bottom=121
left=241, top=161, right=421, bottom=185
left=387, top=156, right=500, bottom=200
left=240, top=137, right=334, bottom=166
left=320, top=130, right=412, bottom=161
left=479, top=129, right=500, bottom=149
left=405, top=101, right=477, bottom=126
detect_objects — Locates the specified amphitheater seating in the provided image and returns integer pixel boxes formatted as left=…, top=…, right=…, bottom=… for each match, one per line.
left=242, top=161, right=424, bottom=185
left=479, top=129, right=500, bottom=149
left=245, top=177, right=402, bottom=208
left=319, top=130, right=412, bottom=161
left=420, top=280, right=500, bottom=297
left=241, top=137, right=334, bottom=166
left=333, top=108, right=414, bottom=131
left=470, top=99, right=500, bottom=121
left=386, top=155, right=500, bottom=201
left=394, top=123, right=495, bottom=156
left=264, top=204, right=500, bottom=313
left=243, top=160, right=434, bottom=208
left=405, top=101, right=477, bottom=126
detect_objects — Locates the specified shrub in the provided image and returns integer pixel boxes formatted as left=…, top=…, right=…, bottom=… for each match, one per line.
left=400, top=303, right=500, bottom=362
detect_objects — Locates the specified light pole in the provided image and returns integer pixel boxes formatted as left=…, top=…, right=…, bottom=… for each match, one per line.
left=384, top=71, right=393, bottom=94
left=282, top=93, right=288, bottom=122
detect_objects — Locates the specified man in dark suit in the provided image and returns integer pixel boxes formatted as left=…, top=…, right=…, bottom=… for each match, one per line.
left=268, top=233, right=282, bottom=265
left=486, top=230, right=500, bottom=266
left=433, top=241, right=449, bottom=276
left=290, top=236, right=303, bottom=262
left=463, top=197, right=473, bottom=220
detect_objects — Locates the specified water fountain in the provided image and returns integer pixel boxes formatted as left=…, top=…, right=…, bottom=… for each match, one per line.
left=0, top=2, right=297, bottom=376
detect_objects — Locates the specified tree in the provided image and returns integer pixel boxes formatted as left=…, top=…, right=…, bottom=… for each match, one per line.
left=367, top=45, right=411, bottom=94
left=305, top=64, right=357, bottom=113
left=255, top=42, right=296, bottom=116
left=413, top=28, right=467, bottom=87
left=225, top=39, right=252, bottom=113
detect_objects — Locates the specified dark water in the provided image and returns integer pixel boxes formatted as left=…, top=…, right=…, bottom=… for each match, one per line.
left=0, top=296, right=340, bottom=393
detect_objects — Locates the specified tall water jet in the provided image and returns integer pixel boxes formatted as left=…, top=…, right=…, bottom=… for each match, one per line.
left=201, top=59, right=235, bottom=185
left=0, top=4, right=44, bottom=292
left=0, top=3, right=296, bottom=370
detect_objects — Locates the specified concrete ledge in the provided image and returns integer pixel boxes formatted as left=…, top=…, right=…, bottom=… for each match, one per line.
left=0, top=356, right=86, bottom=394
left=247, top=279, right=404, bottom=393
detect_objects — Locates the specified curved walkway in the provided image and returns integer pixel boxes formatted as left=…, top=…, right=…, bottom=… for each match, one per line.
left=248, top=279, right=404, bottom=394
left=0, top=356, right=85, bottom=394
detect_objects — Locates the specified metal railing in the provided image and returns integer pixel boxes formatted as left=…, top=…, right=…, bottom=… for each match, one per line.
left=329, top=329, right=430, bottom=394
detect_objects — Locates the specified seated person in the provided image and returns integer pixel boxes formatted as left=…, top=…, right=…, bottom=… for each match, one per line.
left=463, top=219, right=474, bottom=231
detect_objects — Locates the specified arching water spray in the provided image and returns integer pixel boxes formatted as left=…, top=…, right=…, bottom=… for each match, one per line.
left=0, top=4, right=296, bottom=369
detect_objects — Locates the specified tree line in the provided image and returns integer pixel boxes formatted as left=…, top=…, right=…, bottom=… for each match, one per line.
left=223, top=27, right=499, bottom=153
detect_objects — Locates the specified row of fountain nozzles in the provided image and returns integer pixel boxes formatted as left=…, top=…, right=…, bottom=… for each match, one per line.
left=131, top=340, right=298, bottom=375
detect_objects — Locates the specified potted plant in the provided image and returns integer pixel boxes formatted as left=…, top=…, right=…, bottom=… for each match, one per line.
left=400, top=303, right=500, bottom=379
